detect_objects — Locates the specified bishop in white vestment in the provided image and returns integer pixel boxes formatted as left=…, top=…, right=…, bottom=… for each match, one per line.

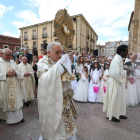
left=103, top=45, right=128, bottom=122
left=0, top=48, right=24, bottom=124
left=17, top=57, right=35, bottom=106
left=37, top=42, right=77, bottom=140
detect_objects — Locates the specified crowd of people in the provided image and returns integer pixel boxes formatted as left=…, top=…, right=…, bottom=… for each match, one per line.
left=0, top=43, right=140, bottom=139
left=69, top=50, right=140, bottom=108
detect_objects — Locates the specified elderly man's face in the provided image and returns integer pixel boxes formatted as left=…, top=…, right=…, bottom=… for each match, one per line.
left=0, top=51, right=3, bottom=57
left=131, top=55, right=137, bottom=62
left=3, top=50, right=12, bottom=61
left=48, top=45, right=61, bottom=62
left=108, top=59, right=112, bottom=63
left=22, top=57, right=28, bottom=64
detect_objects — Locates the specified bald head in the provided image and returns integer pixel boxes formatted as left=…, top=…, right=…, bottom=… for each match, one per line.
left=2, top=48, right=12, bottom=61
left=131, top=53, right=137, bottom=62
left=22, top=56, right=28, bottom=65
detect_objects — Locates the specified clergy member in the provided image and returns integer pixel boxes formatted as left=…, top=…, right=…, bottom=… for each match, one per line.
left=18, top=57, right=35, bottom=107
left=103, top=45, right=128, bottom=122
left=0, top=48, right=24, bottom=124
left=37, top=42, right=77, bottom=140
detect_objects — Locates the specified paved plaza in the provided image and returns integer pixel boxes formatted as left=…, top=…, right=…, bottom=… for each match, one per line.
left=0, top=99, right=140, bottom=140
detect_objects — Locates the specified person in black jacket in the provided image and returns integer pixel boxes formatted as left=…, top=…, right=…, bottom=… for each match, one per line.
left=23, top=48, right=32, bottom=64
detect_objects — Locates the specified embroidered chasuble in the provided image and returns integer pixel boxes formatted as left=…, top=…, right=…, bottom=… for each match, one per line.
left=0, top=59, right=23, bottom=111
left=17, top=63, right=35, bottom=102
left=37, top=56, right=77, bottom=140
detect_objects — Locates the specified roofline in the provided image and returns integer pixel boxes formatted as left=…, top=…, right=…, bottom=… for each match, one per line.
left=74, top=14, right=98, bottom=36
left=19, top=14, right=98, bottom=36
left=0, top=34, right=20, bottom=39
left=128, top=11, right=134, bottom=31
left=106, top=40, right=128, bottom=43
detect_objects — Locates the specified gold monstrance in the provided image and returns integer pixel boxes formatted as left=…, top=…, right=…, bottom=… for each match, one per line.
left=54, top=9, right=75, bottom=50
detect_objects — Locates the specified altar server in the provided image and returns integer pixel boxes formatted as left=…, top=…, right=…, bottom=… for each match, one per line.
left=18, top=57, right=35, bottom=107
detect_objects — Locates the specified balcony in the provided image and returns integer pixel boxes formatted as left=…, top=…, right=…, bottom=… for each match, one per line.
left=42, top=33, right=47, bottom=38
left=53, top=32, right=57, bottom=37
left=24, top=37, right=28, bottom=41
left=93, top=39, right=95, bottom=44
left=87, top=35, right=90, bottom=40
left=91, top=38, right=93, bottom=42
left=86, top=46, right=89, bottom=51
left=33, top=46, right=37, bottom=49
left=32, top=35, right=36, bottom=40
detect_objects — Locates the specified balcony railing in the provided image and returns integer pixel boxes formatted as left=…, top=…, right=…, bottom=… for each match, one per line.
left=33, top=46, right=37, bottom=49
left=24, top=37, right=28, bottom=41
left=53, top=32, right=57, bottom=37
left=42, top=33, right=47, bottom=38
left=93, top=39, right=95, bottom=43
left=32, top=35, right=36, bottom=40
left=87, top=35, right=90, bottom=40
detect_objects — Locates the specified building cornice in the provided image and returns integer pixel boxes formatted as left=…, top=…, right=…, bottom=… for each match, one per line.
left=19, top=14, right=98, bottom=36
left=128, top=11, right=134, bottom=31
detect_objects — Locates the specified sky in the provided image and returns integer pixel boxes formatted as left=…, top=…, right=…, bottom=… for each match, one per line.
left=0, top=0, right=135, bottom=45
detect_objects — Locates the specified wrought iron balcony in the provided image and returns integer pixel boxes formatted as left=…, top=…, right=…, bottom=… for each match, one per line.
left=87, top=35, right=90, bottom=39
left=24, top=37, right=28, bottom=41
left=42, top=33, right=47, bottom=38
left=32, top=35, right=36, bottom=40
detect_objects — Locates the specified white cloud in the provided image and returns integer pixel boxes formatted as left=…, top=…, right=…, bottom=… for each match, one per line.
left=0, top=4, right=13, bottom=19
left=3, top=31, right=19, bottom=38
left=15, top=0, right=134, bottom=44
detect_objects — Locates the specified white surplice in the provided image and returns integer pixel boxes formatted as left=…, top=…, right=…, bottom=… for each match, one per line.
left=103, top=54, right=127, bottom=120
left=17, top=63, right=35, bottom=102
left=0, top=58, right=23, bottom=124
left=37, top=55, right=77, bottom=140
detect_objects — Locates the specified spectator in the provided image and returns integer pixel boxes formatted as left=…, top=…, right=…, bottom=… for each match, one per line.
left=32, top=48, right=38, bottom=57
left=23, top=48, right=32, bottom=64
left=15, top=58, right=20, bottom=65
left=32, top=55, right=38, bottom=98
left=19, top=55, right=22, bottom=63
left=38, top=49, right=45, bottom=60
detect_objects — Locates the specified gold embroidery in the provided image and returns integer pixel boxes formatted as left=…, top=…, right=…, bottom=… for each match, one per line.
left=61, top=72, right=77, bottom=82
left=5, top=62, right=17, bottom=110
left=23, top=65, right=32, bottom=101
left=62, top=89, right=77, bottom=134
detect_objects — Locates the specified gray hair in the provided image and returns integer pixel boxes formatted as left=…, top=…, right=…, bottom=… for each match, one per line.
left=108, top=56, right=113, bottom=60
left=47, top=42, right=61, bottom=51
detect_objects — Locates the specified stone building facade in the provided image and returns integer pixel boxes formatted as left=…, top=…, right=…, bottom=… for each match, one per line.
left=19, top=14, right=98, bottom=55
left=128, top=0, right=140, bottom=53
left=96, top=45, right=106, bottom=56
left=105, top=41, right=128, bottom=57
left=0, top=35, right=20, bottom=51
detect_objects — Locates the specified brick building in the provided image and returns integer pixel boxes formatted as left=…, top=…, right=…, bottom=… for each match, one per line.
left=0, top=35, right=20, bottom=51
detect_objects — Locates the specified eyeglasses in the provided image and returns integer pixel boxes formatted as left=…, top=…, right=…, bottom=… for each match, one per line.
left=4, top=53, right=12, bottom=57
